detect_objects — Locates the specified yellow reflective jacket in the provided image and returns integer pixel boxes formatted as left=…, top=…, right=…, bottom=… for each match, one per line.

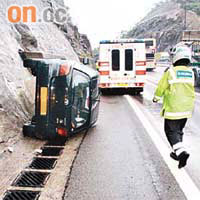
left=154, top=66, right=195, bottom=119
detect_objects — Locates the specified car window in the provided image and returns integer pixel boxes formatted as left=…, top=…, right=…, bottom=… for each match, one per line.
left=91, top=78, right=99, bottom=100
left=71, top=70, right=90, bottom=129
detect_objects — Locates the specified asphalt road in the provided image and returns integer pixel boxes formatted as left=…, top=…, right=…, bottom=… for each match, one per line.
left=63, top=70, right=189, bottom=200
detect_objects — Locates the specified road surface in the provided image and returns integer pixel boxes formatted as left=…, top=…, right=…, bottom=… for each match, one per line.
left=63, top=66, right=200, bottom=200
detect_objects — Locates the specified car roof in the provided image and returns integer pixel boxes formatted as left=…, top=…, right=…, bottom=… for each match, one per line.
left=72, top=62, right=99, bottom=78
left=26, top=59, right=99, bottom=79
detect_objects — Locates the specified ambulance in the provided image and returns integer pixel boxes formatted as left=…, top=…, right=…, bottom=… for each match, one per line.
left=143, top=38, right=156, bottom=71
left=98, top=39, right=146, bottom=94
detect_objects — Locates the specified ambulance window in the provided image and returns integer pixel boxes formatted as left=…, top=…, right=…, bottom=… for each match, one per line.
left=125, top=49, right=133, bottom=71
left=145, top=40, right=153, bottom=48
left=146, top=53, right=154, bottom=59
left=112, top=50, right=120, bottom=71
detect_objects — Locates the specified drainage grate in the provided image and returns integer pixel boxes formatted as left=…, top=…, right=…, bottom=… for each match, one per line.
left=28, top=157, right=57, bottom=170
left=3, top=190, right=40, bottom=200
left=41, top=147, right=63, bottom=156
left=12, top=171, right=49, bottom=187
left=45, top=139, right=67, bottom=146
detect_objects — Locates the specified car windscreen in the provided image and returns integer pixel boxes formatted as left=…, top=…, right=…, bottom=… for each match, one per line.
left=71, top=70, right=90, bottom=129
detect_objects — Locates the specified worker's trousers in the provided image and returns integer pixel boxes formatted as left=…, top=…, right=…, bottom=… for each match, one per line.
left=164, top=118, right=187, bottom=147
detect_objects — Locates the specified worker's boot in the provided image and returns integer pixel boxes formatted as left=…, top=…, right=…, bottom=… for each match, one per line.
left=172, top=142, right=189, bottom=169
left=178, top=151, right=190, bottom=169
left=170, top=152, right=179, bottom=161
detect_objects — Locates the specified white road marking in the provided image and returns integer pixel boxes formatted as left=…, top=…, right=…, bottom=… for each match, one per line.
left=125, top=95, right=200, bottom=200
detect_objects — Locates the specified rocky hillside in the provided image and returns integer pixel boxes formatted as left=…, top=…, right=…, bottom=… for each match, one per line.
left=0, top=0, right=92, bottom=148
left=122, top=0, right=200, bottom=51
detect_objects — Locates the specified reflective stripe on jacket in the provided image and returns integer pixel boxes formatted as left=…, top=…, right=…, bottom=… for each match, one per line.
left=154, top=66, right=195, bottom=119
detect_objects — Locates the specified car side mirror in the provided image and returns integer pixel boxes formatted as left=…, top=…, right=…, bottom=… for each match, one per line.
left=74, top=117, right=86, bottom=128
left=83, top=58, right=89, bottom=65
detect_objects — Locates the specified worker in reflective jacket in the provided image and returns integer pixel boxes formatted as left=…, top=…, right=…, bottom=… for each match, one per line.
left=153, top=44, right=195, bottom=169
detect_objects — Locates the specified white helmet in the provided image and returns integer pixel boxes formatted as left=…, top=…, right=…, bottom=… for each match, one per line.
left=171, top=44, right=192, bottom=64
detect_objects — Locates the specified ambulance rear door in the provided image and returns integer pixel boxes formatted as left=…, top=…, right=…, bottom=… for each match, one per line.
left=109, top=42, right=135, bottom=85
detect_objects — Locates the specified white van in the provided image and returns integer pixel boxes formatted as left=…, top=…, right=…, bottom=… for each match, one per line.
left=98, top=39, right=146, bottom=94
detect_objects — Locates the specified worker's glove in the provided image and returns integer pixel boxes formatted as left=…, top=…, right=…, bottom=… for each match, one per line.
left=152, top=97, right=158, bottom=103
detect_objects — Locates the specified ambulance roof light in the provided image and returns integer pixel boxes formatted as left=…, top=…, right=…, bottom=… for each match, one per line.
left=100, top=40, right=111, bottom=44
left=100, top=39, right=145, bottom=44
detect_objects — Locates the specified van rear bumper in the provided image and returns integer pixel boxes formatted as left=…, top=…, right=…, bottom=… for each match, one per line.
left=100, top=87, right=143, bottom=94
left=23, top=122, right=36, bottom=138
left=23, top=122, right=58, bottom=140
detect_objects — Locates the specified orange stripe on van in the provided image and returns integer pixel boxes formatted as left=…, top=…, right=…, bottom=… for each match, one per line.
left=136, top=61, right=146, bottom=66
left=99, top=62, right=109, bottom=66
left=136, top=70, right=146, bottom=75
left=99, top=71, right=109, bottom=75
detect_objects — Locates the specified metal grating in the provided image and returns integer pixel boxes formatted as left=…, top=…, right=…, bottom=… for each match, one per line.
left=3, top=190, right=40, bottom=200
left=28, top=157, right=57, bottom=170
left=41, top=147, right=63, bottom=156
left=12, top=171, right=49, bottom=187
left=45, top=138, right=67, bottom=146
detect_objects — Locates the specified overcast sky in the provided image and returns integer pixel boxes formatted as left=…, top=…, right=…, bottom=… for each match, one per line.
left=64, top=0, right=161, bottom=48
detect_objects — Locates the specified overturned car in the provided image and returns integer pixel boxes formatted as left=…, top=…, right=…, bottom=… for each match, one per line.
left=20, top=51, right=100, bottom=140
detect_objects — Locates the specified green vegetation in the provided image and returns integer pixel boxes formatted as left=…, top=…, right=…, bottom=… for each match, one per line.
left=176, top=0, right=200, bottom=16
left=185, top=2, right=200, bottom=16
left=154, top=1, right=200, bottom=16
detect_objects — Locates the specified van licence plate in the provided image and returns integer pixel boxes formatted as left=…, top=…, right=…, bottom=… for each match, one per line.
left=117, top=83, right=128, bottom=86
